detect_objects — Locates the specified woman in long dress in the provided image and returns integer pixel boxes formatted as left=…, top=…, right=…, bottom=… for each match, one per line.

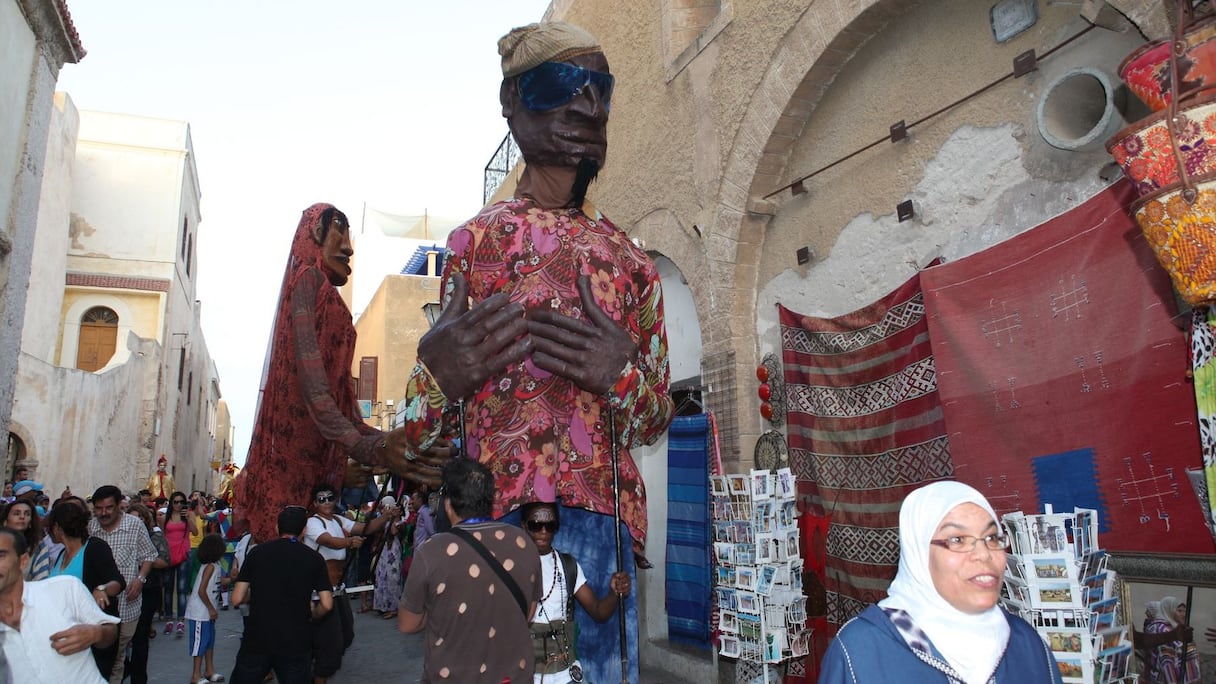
left=372, top=496, right=406, bottom=618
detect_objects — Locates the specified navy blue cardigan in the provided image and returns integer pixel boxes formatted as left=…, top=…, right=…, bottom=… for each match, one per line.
left=818, top=604, right=1064, bottom=684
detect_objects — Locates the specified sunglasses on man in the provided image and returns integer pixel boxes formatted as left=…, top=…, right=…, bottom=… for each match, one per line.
left=517, top=61, right=614, bottom=113
left=525, top=520, right=559, bottom=534
left=314, top=493, right=336, bottom=504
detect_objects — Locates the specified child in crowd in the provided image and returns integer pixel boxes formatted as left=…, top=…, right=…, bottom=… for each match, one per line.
left=185, top=533, right=227, bottom=684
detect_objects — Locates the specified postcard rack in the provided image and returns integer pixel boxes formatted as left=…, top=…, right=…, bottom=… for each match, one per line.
left=1000, top=506, right=1135, bottom=684
left=711, top=467, right=811, bottom=683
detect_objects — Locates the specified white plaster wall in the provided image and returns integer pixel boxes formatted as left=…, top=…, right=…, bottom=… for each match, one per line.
left=10, top=332, right=159, bottom=493
left=71, top=111, right=190, bottom=269
left=656, top=255, right=702, bottom=385
left=637, top=257, right=714, bottom=682
left=1, top=1, right=59, bottom=443
left=24, top=92, right=77, bottom=364
left=639, top=257, right=703, bottom=643
left=0, top=0, right=36, bottom=228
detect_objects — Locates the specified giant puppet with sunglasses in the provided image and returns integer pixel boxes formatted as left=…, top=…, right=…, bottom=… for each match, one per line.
left=396, top=20, right=674, bottom=684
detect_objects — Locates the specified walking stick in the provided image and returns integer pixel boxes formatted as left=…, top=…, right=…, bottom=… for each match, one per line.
left=608, top=408, right=628, bottom=684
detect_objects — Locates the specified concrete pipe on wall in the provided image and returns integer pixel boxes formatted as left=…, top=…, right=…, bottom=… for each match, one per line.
left=1036, top=67, right=1125, bottom=152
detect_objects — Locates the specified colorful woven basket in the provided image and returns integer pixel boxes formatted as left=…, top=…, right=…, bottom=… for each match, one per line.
left=1119, top=13, right=1216, bottom=111
left=1106, top=90, right=1216, bottom=197
left=1133, top=171, right=1216, bottom=304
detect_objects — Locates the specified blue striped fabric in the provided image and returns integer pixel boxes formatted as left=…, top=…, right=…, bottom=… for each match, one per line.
left=666, top=414, right=712, bottom=649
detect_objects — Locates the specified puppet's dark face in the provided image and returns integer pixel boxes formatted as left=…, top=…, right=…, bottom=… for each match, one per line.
left=503, top=52, right=611, bottom=169
left=316, top=213, right=353, bottom=286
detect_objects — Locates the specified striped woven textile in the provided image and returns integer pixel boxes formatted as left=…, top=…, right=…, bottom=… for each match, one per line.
left=779, top=272, right=953, bottom=627
left=666, top=413, right=713, bottom=648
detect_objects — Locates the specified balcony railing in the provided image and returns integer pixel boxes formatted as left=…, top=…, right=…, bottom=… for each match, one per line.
left=483, top=132, right=520, bottom=205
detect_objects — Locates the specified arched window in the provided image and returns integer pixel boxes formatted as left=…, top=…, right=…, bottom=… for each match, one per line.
left=77, top=306, right=119, bottom=372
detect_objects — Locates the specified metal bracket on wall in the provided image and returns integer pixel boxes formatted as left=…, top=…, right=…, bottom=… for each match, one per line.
left=889, top=120, right=908, bottom=143
left=1013, top=49, right=1038, bottom=78
left=897, top=200, right=915, bottom=222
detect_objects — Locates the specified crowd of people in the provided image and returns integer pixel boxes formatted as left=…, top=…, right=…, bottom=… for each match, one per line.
left=0, top=471, right=250, bottom=683
left=0, top=457, right=636, bottom=684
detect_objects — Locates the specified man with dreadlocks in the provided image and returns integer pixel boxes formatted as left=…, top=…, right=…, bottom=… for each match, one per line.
left=398, top=21, right=674, bottom=684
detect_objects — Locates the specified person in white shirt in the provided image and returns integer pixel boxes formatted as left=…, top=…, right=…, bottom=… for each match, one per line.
left=0, top=527, right=119, bottom=683
left=301, top=482, right=396, bottom=683
left=521, top=502, right=630, bottom=684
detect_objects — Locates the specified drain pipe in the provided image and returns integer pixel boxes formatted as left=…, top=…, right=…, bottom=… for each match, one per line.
left=1036, top=67, right=1125, bottom=152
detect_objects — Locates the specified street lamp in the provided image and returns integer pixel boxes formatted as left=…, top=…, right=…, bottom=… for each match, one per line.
left=421, top=301, right=442, bottom=328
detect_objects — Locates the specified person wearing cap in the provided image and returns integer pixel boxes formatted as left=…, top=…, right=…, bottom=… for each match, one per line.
left=13, top=478, right=44, bottom=502
left=145, top=456, right=176, bottom=501
left=395, top=20, right=671, bottom=684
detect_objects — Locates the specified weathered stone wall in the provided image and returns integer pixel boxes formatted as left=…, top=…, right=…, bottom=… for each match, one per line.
left=10, top=332, right=158, bottom=493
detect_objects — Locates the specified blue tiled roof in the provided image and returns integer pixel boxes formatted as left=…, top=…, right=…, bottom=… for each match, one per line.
left=402, top=245, right=444, bottom=276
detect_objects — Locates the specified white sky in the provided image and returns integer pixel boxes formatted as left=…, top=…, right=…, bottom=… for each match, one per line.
left=56, top=0, right=551, bottom=465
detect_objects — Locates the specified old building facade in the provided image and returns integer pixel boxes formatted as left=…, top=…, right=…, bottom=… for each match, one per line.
left=9, top=96, right=224, bottom=494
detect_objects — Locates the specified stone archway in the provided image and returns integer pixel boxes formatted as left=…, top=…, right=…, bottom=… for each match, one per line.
left=703, top=0, right=908, bottom=457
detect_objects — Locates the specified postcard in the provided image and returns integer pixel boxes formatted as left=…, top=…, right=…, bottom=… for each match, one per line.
left=719, top=634, right=740, bottom=659
left=1029, top=555, right=1072, bottom=580
left=719, top=610, right=739, bottom=634
left=776, top=467, right=795, bottom=499
left=736, top=566, right=757, bottom=591
left=750, top=469, right=773, bottom=499
left=755, top=565, right=777, bottom=597
left=1044, top=627, right=1088, bottom=656
left=1033, top=581, right=1079, bottom=609
left=714, top=542, right=735, bottom=565
left=737, top=591, right=760, bottom=614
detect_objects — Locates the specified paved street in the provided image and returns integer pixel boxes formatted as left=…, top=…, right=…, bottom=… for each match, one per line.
left=143, top=594, right=701, bottom=683
left=144, top=598, right=424, bottom=682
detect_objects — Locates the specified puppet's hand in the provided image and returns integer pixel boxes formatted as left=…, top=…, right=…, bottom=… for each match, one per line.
left=343, top=459, right=373, bottom=490
left=527, top=275, right=636, bottom=395
left=418, top=273, right=531, bottom=400
left=413, top=437, right=457, bottom=470
left=378, top=430, right=445, bottom=488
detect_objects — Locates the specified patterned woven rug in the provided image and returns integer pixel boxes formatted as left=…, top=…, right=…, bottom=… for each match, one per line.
left=779, top=271, right=953, bottom=627
left=920, top=180, right=1212, bottom=553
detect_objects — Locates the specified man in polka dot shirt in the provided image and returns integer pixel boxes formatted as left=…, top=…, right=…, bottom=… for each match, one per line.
left=400, top=459, right=542, bottom=683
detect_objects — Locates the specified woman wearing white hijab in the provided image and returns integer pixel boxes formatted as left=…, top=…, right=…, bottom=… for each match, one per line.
left=818, top=481, right=1061, bottom=683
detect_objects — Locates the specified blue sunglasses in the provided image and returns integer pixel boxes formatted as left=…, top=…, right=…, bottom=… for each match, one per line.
left=517, top=61, right=614, bottom=112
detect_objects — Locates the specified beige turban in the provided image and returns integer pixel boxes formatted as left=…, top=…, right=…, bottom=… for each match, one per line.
left=499, top=22, right=601, bottom=78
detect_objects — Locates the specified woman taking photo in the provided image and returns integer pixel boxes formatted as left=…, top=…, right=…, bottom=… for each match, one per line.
left=819, top=481, right=1062, bottom=683
left=45, top=500, right=125, bottom=676
left=162, top=491, right=198, bottom=637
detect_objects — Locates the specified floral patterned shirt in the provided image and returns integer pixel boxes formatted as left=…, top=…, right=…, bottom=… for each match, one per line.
left=398, top=198, right=673, bottom=548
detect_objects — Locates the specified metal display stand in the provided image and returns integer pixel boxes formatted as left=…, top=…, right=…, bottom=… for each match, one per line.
left=710, top=467, right=812, bottom=683
left=1000, top=505, right=1136, bottom=684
